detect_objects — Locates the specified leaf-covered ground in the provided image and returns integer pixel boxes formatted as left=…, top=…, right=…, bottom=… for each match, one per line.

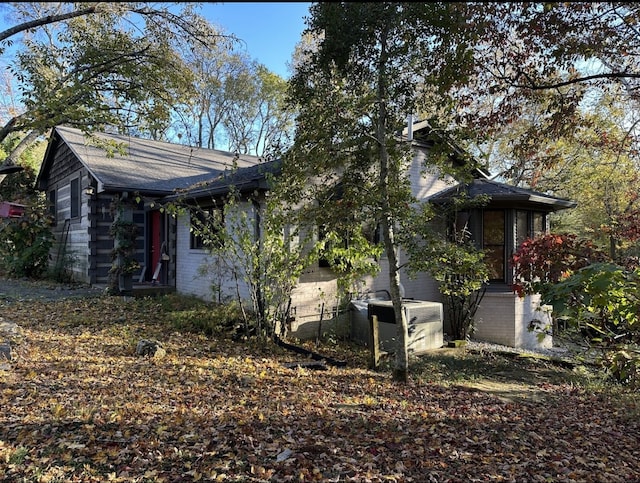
left=1, top=291, right=639, bottom=482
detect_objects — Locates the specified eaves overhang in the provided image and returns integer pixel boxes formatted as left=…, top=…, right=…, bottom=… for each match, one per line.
left=429, top=178, right=577, bottom=212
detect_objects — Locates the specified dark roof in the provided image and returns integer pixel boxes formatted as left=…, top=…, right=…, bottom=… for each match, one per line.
left=429, top=178, right=577, bottom=211
left=163, top=159, right=282, bottom=203
left=37, top=126, right=262, bottom=195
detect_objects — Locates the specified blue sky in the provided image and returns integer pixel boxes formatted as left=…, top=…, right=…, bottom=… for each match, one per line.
left=0, top=2, right=312, bottom=79
left=201, top=2, right=312, bottom=78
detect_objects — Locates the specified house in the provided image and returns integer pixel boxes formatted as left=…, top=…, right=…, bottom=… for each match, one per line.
left=36, top=123, right=576, bottom=350
left=35, top=125, right=262, bottom=288
left=155, top=120, right=576, bottom=349
left=347, top=121, right=576, bottom=350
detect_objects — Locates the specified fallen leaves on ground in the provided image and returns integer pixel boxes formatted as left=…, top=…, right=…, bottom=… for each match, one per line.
left=1, top=295, right=639, bottom=482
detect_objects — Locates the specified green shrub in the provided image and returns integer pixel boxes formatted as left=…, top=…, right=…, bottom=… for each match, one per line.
left=168, top=300, right=246, bottom=337
left=512, top=234, right=640, bottom=387
left=544, top=262, right=640, bottom=386
left=408, top=237, right=489, bottom=340
left=604, top=349, right=640, bottom=389
left=544, top=263, right=640, bottom=344
left=0, top=209, right=53, bottom=278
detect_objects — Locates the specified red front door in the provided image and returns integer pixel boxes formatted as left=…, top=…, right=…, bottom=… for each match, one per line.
left=150, top=210, right=162, bottom=273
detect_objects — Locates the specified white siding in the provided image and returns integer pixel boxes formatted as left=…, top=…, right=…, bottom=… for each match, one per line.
left=410, top=148, right=457, bottom=201
left=173, top=146, right=553, bottom=349
left=175, top=202, right=256, bottom=302
left=473, top=292, right=553, bottom=349
left=354, top=148, right=452, bottom=305
left=175, top=213, right=219, bottom=300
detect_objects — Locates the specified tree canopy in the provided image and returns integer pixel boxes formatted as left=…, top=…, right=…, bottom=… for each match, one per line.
left=453, top=3, right=640, bottom=178
left=285, top=2, right=479, bottom=382
left=0, top=2, right=222, bottom=170
left=171, top=30, right=294, bottom=158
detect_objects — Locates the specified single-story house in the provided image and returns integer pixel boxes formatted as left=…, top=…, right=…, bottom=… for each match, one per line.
left=36, top=123, right=576, bottom=350
left=35, top=125, right=263, bottom=287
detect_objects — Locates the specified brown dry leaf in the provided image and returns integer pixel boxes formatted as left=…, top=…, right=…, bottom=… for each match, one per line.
left=0, top=295, right=638, bottom=482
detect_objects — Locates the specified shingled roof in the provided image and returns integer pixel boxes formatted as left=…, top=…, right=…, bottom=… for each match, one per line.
left=164, top=159, right=282, bottom=203
left=429, top=178, right=576, bottom=211
left=37, top=126, right=262, bottom=195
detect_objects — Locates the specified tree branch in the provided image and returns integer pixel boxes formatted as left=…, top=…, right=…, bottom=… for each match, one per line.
left=511, top=71, right=640, bottom=91
left=0, top=6, right=99, bottom=43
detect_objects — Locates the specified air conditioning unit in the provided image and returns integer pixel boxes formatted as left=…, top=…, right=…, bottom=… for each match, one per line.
left=367, top=300, right=443, bottom=354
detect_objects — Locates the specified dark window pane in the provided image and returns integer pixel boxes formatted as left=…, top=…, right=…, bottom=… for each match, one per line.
left=515, top=210, right=529, bottom=249
left=70, top=178, right=80, bottom=218
left=48, top=189, right=56, bottom=219
left=483, top=210, right=505, bottom=282
left=190, top=206, right=224, bottom=249
left=483, top=210, right=504, bottom=245
left=484, top=246, right=504, bottom=280
left=533, top=212, right=545, bottom=237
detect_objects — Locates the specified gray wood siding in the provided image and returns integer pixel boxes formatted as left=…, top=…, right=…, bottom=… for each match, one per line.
left=40, top=138, right=151, bottom=286
left=89, top=194, right=115, bottom=285
left=44, top=140, right=93, bottom=283
left=88, top=195, right=146, bottom=286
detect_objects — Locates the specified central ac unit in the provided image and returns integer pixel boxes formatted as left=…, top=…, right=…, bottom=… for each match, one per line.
left=367, top=300, right=443, bottom=354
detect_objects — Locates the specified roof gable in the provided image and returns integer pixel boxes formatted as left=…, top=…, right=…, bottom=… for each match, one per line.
left=37, top=126, right=262, bottom=195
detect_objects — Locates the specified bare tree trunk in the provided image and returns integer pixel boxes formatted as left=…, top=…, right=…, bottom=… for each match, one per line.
left=0, top=129, right=44, bottom=184
left=384, top=225, right=409, bottom=383
left=376, top=25, right=409, bottom=383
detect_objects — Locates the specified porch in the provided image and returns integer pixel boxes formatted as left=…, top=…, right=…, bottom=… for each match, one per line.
left=130, top=282, right=175, bottom=298
left=92, top=282, right=175, bottom=298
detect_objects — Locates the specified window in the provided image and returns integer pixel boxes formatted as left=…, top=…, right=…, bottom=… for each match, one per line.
left=190, top=206, right=224, bottom=249
left=48, top=189, right=57, bottom=221
left=70, top=178, right=80, bottom=218
left=451, top=208, right=549, bottom=285
left=515, top=210, right=547, bottom=249
left=483, top=210, right=505, bottom=282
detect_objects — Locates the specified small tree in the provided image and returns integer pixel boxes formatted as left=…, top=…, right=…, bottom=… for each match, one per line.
left=427, top=241, right=488, bottom=341
left=287, top=2, right=476, bottom=382
left=511, top=233, right=608, bottom=299
left=0, top=205, right=53, bottom=278
left=174, top=161, right=384, bottom=342
left=172, top=172, right=321, bottom=340
left=404, top=202, right=489, bottom=341
left=0, top=140, right=53, bottom=279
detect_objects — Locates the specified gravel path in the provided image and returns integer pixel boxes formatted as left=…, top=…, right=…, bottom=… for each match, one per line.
left=0, top=277, right=104, bottom=303
left=464, top=338, right=572, bottom=359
